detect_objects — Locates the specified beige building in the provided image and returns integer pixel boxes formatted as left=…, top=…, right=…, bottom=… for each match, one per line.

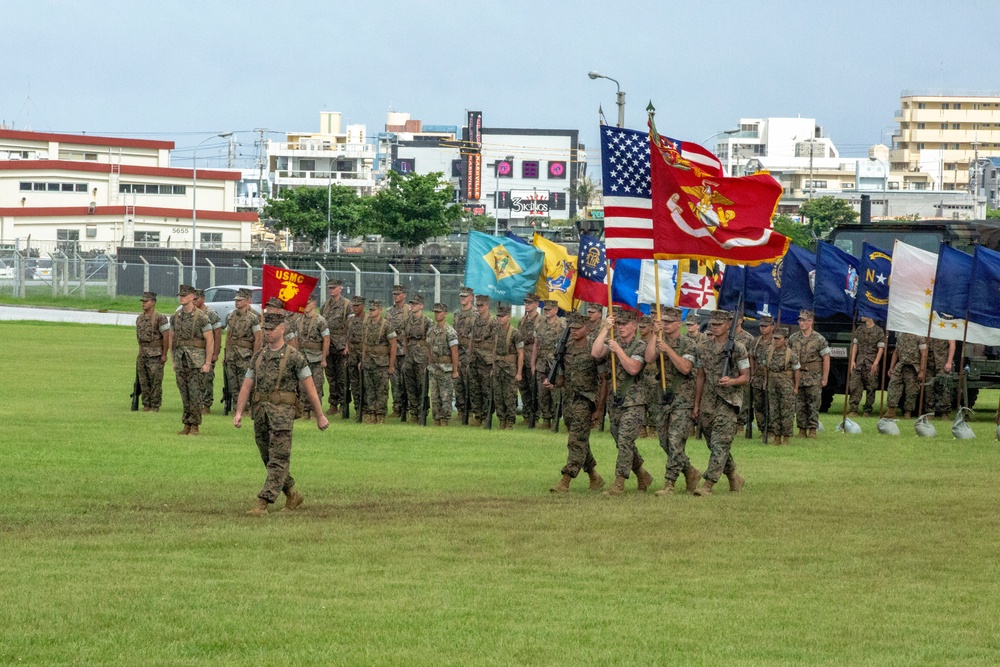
left=891, top=91, right=1000, bottom=190
left=268, top=112, right=375, bottom=197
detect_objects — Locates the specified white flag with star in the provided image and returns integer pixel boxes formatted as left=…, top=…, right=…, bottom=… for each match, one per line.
left=886, top=241, right=938, bottom=336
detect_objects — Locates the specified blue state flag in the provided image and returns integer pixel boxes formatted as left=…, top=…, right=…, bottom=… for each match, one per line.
left=929, top=244, right=972, bottom=341
left=464, top=230, right=544, bottom=304
left=814, top=241, right=861, bottom=319
left=967, top=246, right=1000, bottom=344
left=717, top=265, right=745, bottom=311
left=745, top=262, right=781, bottom=320
left=778, top=244, right=816, bottom=320
left=610, top=259, right=650, bottom=315
left=504, top=231, right=530, bottom=245
left=856, top=242, right=893, bottom=321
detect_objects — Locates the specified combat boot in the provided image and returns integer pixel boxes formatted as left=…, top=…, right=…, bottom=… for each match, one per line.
left=440, top=419, right=449, bottom=427
left=693, top=479, right=715, bottom=497
left=636, top=467, right=654, bottom=492
left=177, top=425, right=191, bottom=435
left=728, top=472, right=746, bottom=493
left=150, top=408, right=159, bottom=412
left=542, top=418, right=551, bottom=428
left=202, top=407, right=211, bottom=415
left=782, top=435, right=791, bottom=445
left=847, top=411, right=859, bottom=417
left=602, top=475, right=626, bottom=497
left=391, top=407, right=401, bottom=418
left=246, top=498, right=268, bottom=516
left=903, top=411, right=912, bottom=419
left=807, top=429, right=817, bottom=439
left=654, top=479, right=675, bottom=496
left=587, top=469, right=605, bottom=490
left=684, top=465, right=701, bottom=494
left=797, top=428, right=807, bottom=438
left=188, top=425, right=200, bottom=436
left=326, top=404, right=338, bottom=416
left=470, top=417, right=482, bottom=427
left=550, top=473, right=572, bottom=493
left=375, top=415, right=386, bottom=424
left=884, top=407, right=897, bottom=418
left=283, top=488, right=304, bottom=511
left=142, top=406, right=152, bottom=412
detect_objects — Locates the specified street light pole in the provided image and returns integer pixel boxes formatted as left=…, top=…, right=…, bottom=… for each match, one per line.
left=191, top=132, right=232, bottom=288
left=702, top=129, right=740, bottom=175
left=326, top=175, right=332, bottom=253
left=588, top=71, right=625, bottom=128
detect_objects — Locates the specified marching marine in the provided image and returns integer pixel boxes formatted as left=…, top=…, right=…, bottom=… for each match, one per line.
left=452, top=287, right=477, bottom=424
left=321, top=278, right=351, bottom=415
left=491, top=304, right=524, bottom=430
left=344, top=295, right=366, bottom=416
left=194, top=289, right=223, bottom=413
left=296, top=292, right=331, bottom=418
left=360, top=299, right=397, bottom=423
left=847, top=316, right=885, bottom=417
left=924, top=337, right=955, bottom=418
left=764, top=327, right=800, bottom=445
left=401, top=294, right=433, bottom=422
left=532, top=299, right=566, bottom=429
left=517, top=293, right=540, bottom=427
left=638, top=315, right=659, bottom=439
left=135, top=291, right=171, bottom=412
left=388, top=284, right=409, bottom=418
left=749, top=315, right=775, bottom=435
left=426, top=302, right=460, bottom=426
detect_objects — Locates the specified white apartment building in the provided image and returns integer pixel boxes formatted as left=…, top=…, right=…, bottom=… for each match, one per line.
left=0, top=129, right=255, bottom=252
left=714, top=117, right=834, bottom=177
left=268, top=112, right=375, bottom=197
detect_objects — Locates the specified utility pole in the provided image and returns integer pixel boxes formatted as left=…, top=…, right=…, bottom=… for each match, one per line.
left=254, top=128, right=269, bottom=214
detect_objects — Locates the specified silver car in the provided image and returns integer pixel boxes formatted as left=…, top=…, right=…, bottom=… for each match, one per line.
left=202, top=285, right=262, bottom=322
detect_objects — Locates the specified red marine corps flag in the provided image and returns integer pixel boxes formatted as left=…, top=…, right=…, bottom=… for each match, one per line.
left=648, top=106, right=789, bottom=266
left=261, top=264, right=319, bottom=314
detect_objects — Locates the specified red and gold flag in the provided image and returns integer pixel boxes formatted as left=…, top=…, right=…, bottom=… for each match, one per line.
left=261, top=264, right=318, bottom=314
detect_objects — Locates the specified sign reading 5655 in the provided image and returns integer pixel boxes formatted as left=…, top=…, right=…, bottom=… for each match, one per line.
left=172, top=227, right=190, bottom=234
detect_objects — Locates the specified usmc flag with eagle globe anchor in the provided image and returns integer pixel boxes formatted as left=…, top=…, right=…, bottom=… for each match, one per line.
left=262, top=264, right=319, bottom=313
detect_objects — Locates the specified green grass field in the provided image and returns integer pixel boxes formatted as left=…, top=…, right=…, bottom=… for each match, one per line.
left=3, top=320, right=1000, bottom=665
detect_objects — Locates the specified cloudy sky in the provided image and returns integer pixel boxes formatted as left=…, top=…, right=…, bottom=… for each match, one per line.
left=5, top=0, right=998, bottom=170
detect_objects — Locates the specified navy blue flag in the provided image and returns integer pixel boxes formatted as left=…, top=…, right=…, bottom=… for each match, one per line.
left=778, top=244, right=816, bottom=318
left=813, top=241, right=861, bottom=318
left=930, top=244, right=972, bottom=341
left=717, top=265, right=744, bottom=311
left=968, top=246, right=1000, bottom=337
left=504, top=231, right=530, bottom=245
left=745, top=262, right=781, bottom=319
left=856, top=242, right=893, bottom=321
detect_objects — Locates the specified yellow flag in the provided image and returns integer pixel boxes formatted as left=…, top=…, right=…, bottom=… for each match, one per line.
left=532, top=233, right=577, bottom=311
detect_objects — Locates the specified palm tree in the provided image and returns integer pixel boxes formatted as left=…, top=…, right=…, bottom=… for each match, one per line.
left=573, top=175, right=601, bottom=219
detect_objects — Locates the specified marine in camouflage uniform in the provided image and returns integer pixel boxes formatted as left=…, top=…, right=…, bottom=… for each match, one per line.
left=685, top=312, right=707, bottom=346
left=170, top=285, right=214, bottom=435
left=585, top=303, right=609, bottom=429
left=638, top=316, right=660, bottom=439
left=320, top=279, right=351, bottom=414
left=692, top=309, right=750, bottom=496
left=223, top=288, right=261, bottom=414
left=848, top=317, right=885, bottom=417
left=468, top=295, right=497, bottom=425
left=517, top=293, right=541, bottom=427
left=295, top=293, right=330, bottom=415
left=135, top=291, right=171, bottom=411
left=452, top=287, right=477, bottom=423
left=735, top=318, right=755, bottom=431
left=764, top=327, right=800, bottom=444
left=360, top=299, right=397, bottom=423
left=548, top=313, right=604, bottom=493
left=490, top=305, right=524, bottom=429
left=749, top=316, right=775, bottom=436
left=924, top=337, right=954, bottom=417
left=591, top=310, right=654, bottom=496
left=426, top=303, right=460, bottom=426
left=646, top=307, right=700, bottom=495
left=532, top=300, right=566, bottom=428
left=788, top=309, right=830, bottom=438
left=387, top=285, right=409, bottom=417
left=885, top=331, right=926, bottom=418
left=234, top=311, right=329, bottom=516
left=401, top=294, right=433, bottom=422
left=195, top=290, right=223, bottom=413
left=345, top=296, right=366, bottom=417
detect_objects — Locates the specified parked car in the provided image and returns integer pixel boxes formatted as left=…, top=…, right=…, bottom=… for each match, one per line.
left=0, top=259, right=15, bottom=279
left=202, top=285, right=262, bottom=322
left=29, top=259, right=52, bottom=280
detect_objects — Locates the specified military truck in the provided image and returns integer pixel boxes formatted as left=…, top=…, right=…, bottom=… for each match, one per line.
left=817, top=218, right=1000, bottom=411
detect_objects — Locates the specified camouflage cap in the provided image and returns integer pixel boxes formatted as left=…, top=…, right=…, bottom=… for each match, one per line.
left=235, top=288, right=252, bottom=301
left=432, top=302, right=447, bottom=312
left=408, top=294, right=425, bottom=305
left=368, top=299, right=383, bottom=309
left=178, top=284, right=196, bottom=297
left=798, top=309, right=815, bottom=321
left=496, top=304, right=512, bottom=317
left=306, top=291, right=319, bottom=304
left=638, top=315, right=653, bottom=327
left=685, top=310, right=700, bottom=323
left=567, top=312, right=587, bottom=328
left=709, top=310, right=734, bottom=324
left=140, top=291, right=157, bottom=302
left=586, top=302, right=602, bottom=313
left=660, top=307, right=682, bottom=322
left=350, top=295, right=365, bottom=306
left=523, top=292, right=540, bottom=304
left=265, top=296, right=285, bottom=310
left=475, top=294, right=490, bottom=305
left=615, top=309, right=637, bottom=323
left=758, top=315, right=775, bottom=325
left=328, top=278, right=343, bottom=287
left=542, top=299, right=559, bottom=309
left=459, top=287, right=474, bottom=297
left=262, top=311, right=285, bottom=329
left=392, top=284, right=407, bottom=294
left=773, top=326, right=789, bottom=339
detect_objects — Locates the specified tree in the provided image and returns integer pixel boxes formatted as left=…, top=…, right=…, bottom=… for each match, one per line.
left=262, top=185, right=368, bottom=248
left=368, top=171, right=462, bottom=247
left=986, top=208, right=1000, bottom=220
left=798, top=196, right=859, bottom=236
left=773, top=213, right=812, bottom=248
left=574, top=175, right=601, bottom=217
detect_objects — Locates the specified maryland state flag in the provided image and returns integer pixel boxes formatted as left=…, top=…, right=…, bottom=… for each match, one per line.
left=648, top=114, right=789, bottom=266
left=675, top=259, right=721, bottom=309
left=533, top=233, right=577, bottom=311
left=262, top=264, right=319, bottom=314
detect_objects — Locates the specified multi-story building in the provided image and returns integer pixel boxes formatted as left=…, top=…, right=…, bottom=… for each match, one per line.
left=714, top=118, right=833, bottom=177
left=891, top=91, right=1000, bottom=190
left=268, top=112, right=375, bottom=197
left=0, top=129, right=255, bottom=252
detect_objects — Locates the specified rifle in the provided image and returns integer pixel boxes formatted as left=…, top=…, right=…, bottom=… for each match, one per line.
left=745, top=384, right=754, bottom=439
left=399, top=369, right=409, bottom=423
left=130, top=371, right=141, bottom=411
left=547, top=325, right=571, bottom=433
left=483, top=366, right=495, bottom=430
left=222, top=367, right=233, bottom=416
left=356, top=330, right=366, bottom=423
left=341, top=351, right=351, bottom=420
left=419, top=366, right=430, bottom=426
left=762, top=367, right=771, bottom=444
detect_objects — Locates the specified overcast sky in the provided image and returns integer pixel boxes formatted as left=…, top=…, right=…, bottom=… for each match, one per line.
left=5, top=0, right=999, bottom=172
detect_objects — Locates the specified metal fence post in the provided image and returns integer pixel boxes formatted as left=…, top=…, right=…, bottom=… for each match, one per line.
left=279, top=260, right=290, bottom=270
left=389, top=264, right=399, bottom=287
left=243, top=259, right=253, bottom=286
left=76, top=253, right=86, bottom=298
left=174, top=257, right=184, bottom=293
left=140, top=256, right=150, bottom=294
left=206, top=258, right=216, bottom=287
left=350, top=263, right=362, bottom=297
left=430, top=264, right=441, bottom=304
left=316, top=262, right=327, bottom=295
left=50, top=252, right=59, bottom=297
left=106, top=253, right=117, bottom=298
left=62, top=252, right=70, bottom=295
left=14, top=250, right=24, bottom=298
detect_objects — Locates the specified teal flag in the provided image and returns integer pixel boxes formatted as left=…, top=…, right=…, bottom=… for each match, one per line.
left=464, top=231, right=544, bottom=304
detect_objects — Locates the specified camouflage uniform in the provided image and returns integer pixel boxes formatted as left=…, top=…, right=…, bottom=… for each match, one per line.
left=245, top=343, right=313, bottom=504
left=321, top=292, right=351, bottom=410
left=696, top=336, right=750, bottom=484
left=639, top=321, right=661, bottom=435
left=654, top=335, right=697, bottom=483
left=346, top=301, right=366, bottom=415
left=887, top=332, right=925, bottom=414
left=735, top=328, right=755, bottom=427
left=469, top=310, right=497, bottom=423
left=491, top=319, right=524, bottom=428
left=224, top=306, right=260, bottom=411
left=765, top=345, right=800, bottom=438
left=848, top=323, right=885, bottom=415
left=517, top=307, right=540, bottom=425
left=605, top=335, right=648, bottom=479
left=452, top=305, right=477, bottom=422
left=388, top=301, right=409, bottom=416
left=171, top=306, right=212, bottom=428
left=557, top=332, right=599, bottom=478
left=426, top=319, right=459, bottom=424
left=925, top=337, right=953, bottom=415
left=788, top=329, right=830, bottom=431
left=135, top=307, right=170, bottom=410
left=401, top=308, right=433, bottom=421
left=360, top=313, right=397, bottom=420
left=750, top=332, right=774, bottom=432
left=534, top=316, right=566, bottom=422
left=296, top=312, right=330, bottom=404
left=200, top=306, right=222, bottom=410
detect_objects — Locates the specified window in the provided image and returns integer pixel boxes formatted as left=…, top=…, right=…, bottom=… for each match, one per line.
left=47, top=183, right=60, bottom=191
left=299, top=159, right=315, bottom=172
left=120, top=183, right=185, bottom=195
left=806, top=180, right=827, bottom=189
left=134, top=231, right=161, bottom=248
left=522, top=161, right=539, bottom=179
left=548, top=161, right=567, bottom=179
left=200, top=233, right=222, bottom=249
left=843, top=183, right=855, bottom=189
left=19, top=182, right=31, bottom=191
left=889, top=182, right=900, bottom=190
left=917, top=143, right=925, bottom=150
left=954, top=103, right=961, bottom=110
left=56, top=229, right=80, bottom=253
left=172, top=185, right=186, bottom=195
left=918, top=102, right=927, bottom=109
left=335, top=159, right=352, bottom=172
left=951, top=144, right=960, bottom=150
left=917, top=123, right=925, bottom=129
left=942, top=103, right=950, bottom=110
left=952, top=123, right=960, bottom=130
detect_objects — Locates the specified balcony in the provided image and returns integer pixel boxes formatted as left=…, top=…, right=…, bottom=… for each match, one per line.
left=268, top=141, right=374, bottom=159
left=273, top=169, right=375, bottom=191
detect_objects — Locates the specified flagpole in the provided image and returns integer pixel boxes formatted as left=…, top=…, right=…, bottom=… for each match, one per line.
left=606, top=259, right=617, bottom=393
left=654, top=261, right=667, bottom=389
left=917, top=310, right=935, bottom=416
left=842, top=309, right=859, bottom=430
left=958, top=249, right=977, bottom=419
left=878, top=333, right=889, bottom=417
